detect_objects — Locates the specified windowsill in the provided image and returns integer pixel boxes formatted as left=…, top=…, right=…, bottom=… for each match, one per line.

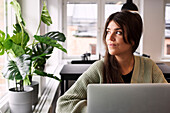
left=0, top=94, right=9, bottom=113
left=160, top=59, right=170, bottom=62
left=33, top=78, right=60, bottom=113
left=157, top=57, right=170, bottom=66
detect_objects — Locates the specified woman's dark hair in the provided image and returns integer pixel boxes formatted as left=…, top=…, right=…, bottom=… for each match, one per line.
left=103, top=11, right=143, bottom=83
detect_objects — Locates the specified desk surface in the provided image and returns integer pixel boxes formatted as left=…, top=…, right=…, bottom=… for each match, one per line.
left=157, top=63, right=170, bottom=74
left=60, top=64, right=91, bottom=75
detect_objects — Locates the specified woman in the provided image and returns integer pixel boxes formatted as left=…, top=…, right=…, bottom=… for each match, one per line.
left=56, top=11, right=167, bottom=113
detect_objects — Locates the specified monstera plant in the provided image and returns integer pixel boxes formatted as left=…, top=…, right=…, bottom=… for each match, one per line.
left=0, top=0, right=66, bottom=92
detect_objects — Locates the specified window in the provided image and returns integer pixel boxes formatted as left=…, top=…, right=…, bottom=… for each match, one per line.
left=105, top=2, right=123, bottom=21
left=66, top=2, right=97, bottom=57
left=0, top=0, right=7, bottom=100
left=63, top=0, right=125, bottom=59
left=164, top=4, right=170, bottom=56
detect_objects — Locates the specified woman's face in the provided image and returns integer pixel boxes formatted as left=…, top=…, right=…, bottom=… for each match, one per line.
left=106, top=20, right=133, bottom=56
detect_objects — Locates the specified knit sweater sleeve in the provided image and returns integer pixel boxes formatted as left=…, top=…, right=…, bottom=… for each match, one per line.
left=151, top=61, right=168, bottom=83
left=56, top=60, right=104, bottom=113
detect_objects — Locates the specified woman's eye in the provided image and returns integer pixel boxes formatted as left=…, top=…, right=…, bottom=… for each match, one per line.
left=106, top=31, right=111, bottom=34
left=116, top=31, right=122, bottom=35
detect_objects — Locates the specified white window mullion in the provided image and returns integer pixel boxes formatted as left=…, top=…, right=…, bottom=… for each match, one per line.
left=97, top=0, right=105, bottom=58
left=62, top=0, right=68, bottom=59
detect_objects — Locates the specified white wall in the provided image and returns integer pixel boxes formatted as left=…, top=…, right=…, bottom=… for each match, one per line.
left=18, top=0, right=40, bottom=43
left=166, top=0, right=170, bottom=2
left=140, top=0, right=165, bottom=62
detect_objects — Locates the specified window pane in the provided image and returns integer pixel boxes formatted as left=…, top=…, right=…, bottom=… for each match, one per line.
left=67, top=3, right=97, bottom=56
left=0, top=0, right=7, bottom=99
left=164, top=4, right=170, bottom=56
left=105, top=2, right=123, bottom=22
left=0, top=0, right=4, bottom=30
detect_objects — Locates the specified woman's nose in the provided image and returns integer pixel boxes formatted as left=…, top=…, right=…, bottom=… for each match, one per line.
left=109, top=32, right=116, bottom=41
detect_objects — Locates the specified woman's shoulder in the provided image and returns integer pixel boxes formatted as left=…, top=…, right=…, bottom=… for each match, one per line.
left=135, top=55, right=155, bottom=65
left=90, top=59, right=104, bottom=69
left=84, top=59, right=104, bottom=75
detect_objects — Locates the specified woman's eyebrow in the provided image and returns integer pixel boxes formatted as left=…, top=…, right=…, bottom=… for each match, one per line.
left=106, top=27, right=122, bottom=31
left=115, top=28, right=122, bottom=30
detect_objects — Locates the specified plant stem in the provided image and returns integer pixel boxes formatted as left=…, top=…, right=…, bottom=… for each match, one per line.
left=33, top=6, right=42, bottom=48
left=15, top=79, right=18, bottom=91
left=18, top=21, right=24, bottom=48
left=36, top=18, right=42, bottom=36
left=20, top=80, right=24, bottom=91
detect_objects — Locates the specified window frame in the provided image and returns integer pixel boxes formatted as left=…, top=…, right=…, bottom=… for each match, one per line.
left=162, top=2, right=170, bottom=60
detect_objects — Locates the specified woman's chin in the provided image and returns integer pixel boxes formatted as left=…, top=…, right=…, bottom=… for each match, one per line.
left=108, top=51, right=117, bottom=55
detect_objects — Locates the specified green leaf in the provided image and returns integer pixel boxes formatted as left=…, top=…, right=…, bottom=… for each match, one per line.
left=10, top=0, right=25, bottom=25
left=32, top=53, right=49, bottom=61
left=34, top=69, right=61, bottom=81
left=41, top=1, right=52, bottom=26
left=11, top=32, right=29, bottom=48
left=34, top=35, right=67, bottom=53
left=13, top=23, right=21, bottom=34
left=31, top=42, right=53, bottom=70
left=3, top=60, right=22, bottom=80
left=15, top=54, right=31, bottom=79
left=0, top=30, right=13, bottom=55
left=25, top=47, right=32, bottom=55
left=11, top=32, right=22, bottom=44
left=11, top=43, right=25, bottom=57
left=0, top=30, right=5, bottom=55
left=3, top=54, right=31, bottom=80
left=0, top=47, right=4, bottom=55
left=44, top=31, right=66, bottom=42
left=0, top=30, right=5, bottom=42
left=3, top=35, right=13, bottom=50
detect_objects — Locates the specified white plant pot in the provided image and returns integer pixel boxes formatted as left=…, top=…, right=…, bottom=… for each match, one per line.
left=9, top=86, right=33, bottom=113
left=29, top=81, right=39, bottom=105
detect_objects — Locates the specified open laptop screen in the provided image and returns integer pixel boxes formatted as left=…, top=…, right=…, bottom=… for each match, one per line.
left=87, top=84, right=170, bottom=113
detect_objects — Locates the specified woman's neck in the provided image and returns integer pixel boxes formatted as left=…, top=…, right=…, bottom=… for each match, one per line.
left=115, top=54, right=134, bottom=75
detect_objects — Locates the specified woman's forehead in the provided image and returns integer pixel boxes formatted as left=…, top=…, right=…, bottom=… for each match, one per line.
left=107, top=21, right=122, bottom=30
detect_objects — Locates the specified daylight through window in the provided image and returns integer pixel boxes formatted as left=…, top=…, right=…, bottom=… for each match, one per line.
left=0, top=0, right=7, bottom=99
left=164, top=4, right=170, bottom=56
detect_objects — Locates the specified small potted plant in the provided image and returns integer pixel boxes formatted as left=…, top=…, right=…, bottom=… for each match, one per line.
left=0, top=0, right=66, bottom=112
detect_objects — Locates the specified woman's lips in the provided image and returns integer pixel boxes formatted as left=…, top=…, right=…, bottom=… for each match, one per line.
left=108, top=43, right=117, bottom=47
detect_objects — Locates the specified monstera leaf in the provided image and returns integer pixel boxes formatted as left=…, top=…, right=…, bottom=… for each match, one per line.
left=10, top=24, right=30, bottom=57
left=41, top=1, right=52, bottom=26
left=32, top=42, right=53, bottom=70
left=44, top=31, right=66, bottom=42
left=34, top=69, right=61, bottom=81
left=0, top=30, right=13, bottom=55
left=34, top=31, right=67, bottom=53
left=13, top=23, right=21, bottom=35
left=10, top=0, right=25, bottom=26
left=3, top=54, right=31, bottom=80
left=11, top=43, right=25, bottom=57
left=12, top=24, right=30, bottom=47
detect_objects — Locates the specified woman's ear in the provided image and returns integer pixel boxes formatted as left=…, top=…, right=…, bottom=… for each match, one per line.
left=131, top=40, right=135, bottom=46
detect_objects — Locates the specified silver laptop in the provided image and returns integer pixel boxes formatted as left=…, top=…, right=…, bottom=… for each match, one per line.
left=87, top=84, right=170, bottom=113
